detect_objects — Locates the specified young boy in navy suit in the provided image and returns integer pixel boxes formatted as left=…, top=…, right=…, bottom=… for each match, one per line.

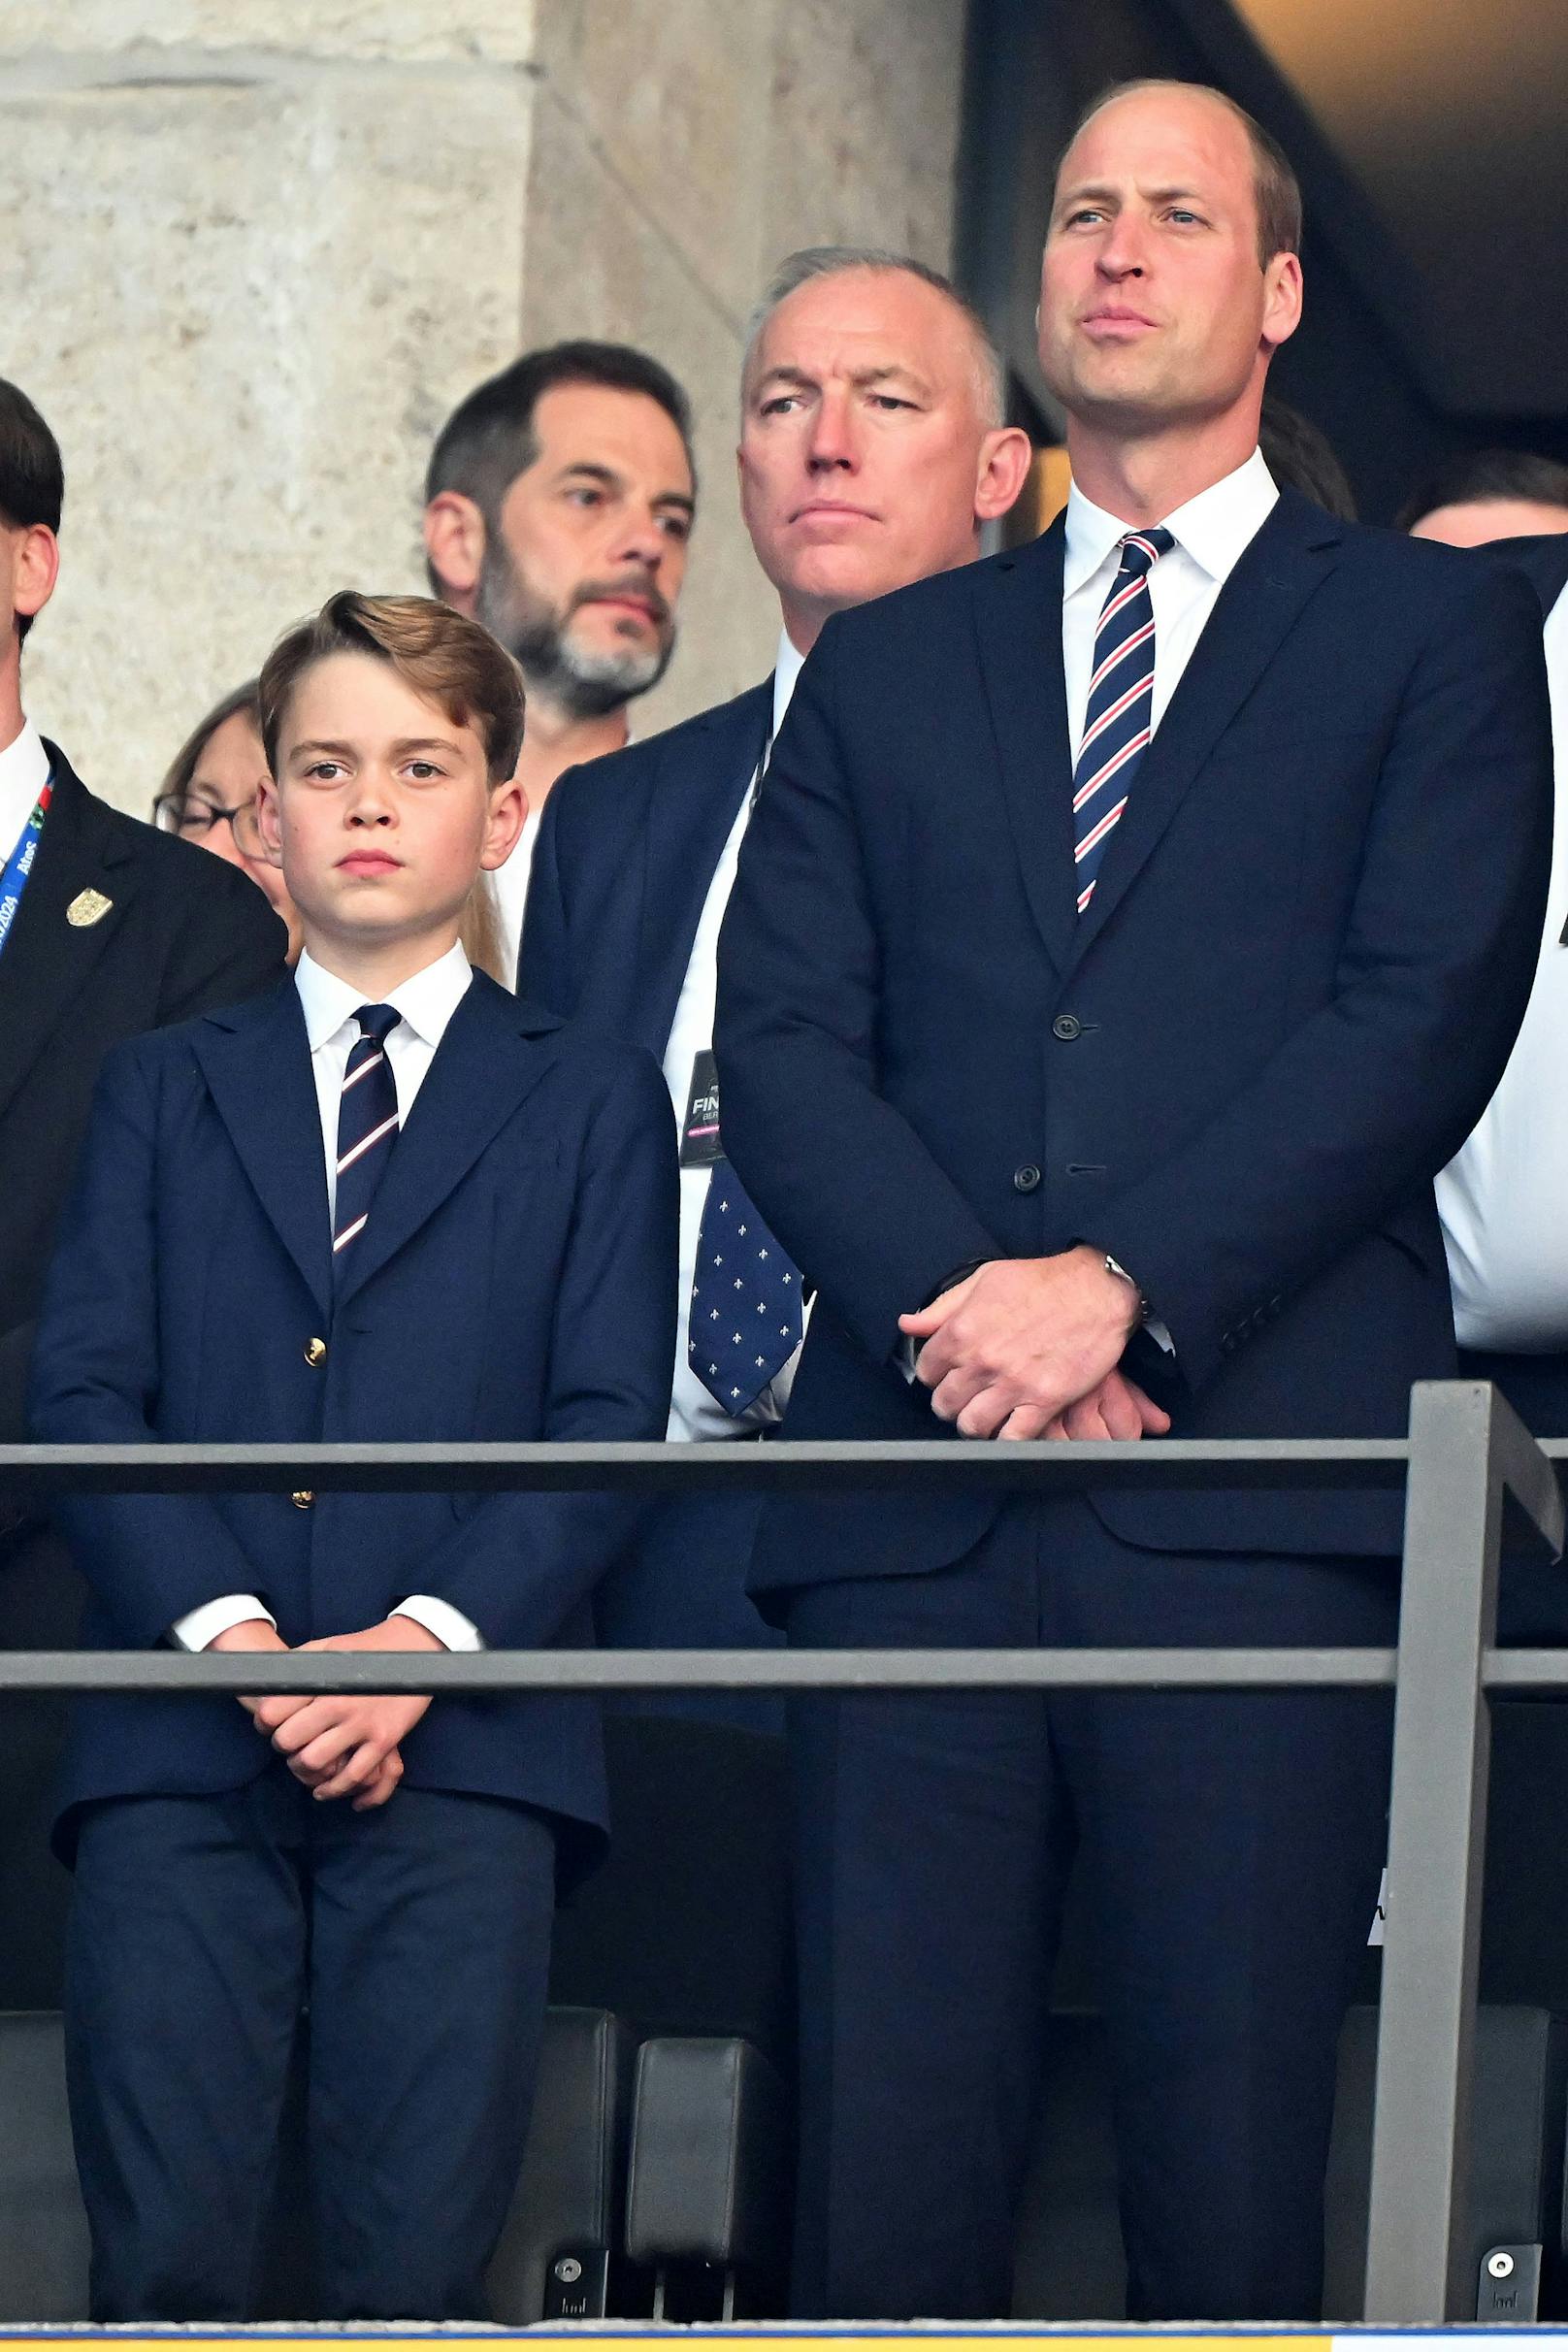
left=30, top=591, right=677, bottom=2322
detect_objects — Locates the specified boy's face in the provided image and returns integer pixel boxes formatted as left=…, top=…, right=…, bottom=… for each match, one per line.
left=258, top=651, right=523, bottom=960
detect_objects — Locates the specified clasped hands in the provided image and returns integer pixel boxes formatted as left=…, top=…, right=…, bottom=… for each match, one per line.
left=209, top=1614, right=441, bottom=1811
left=898, top=1245, right=1171, bottom=1443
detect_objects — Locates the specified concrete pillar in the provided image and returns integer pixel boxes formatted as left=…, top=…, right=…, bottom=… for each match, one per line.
left=2, top=0, right=968, bottom=808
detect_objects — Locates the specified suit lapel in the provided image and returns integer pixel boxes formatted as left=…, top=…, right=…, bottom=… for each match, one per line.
left=636, top=681, right=771, bottom=1057
left=0, top=752, right=139, bottom=1121
left=190, top=981, right=335, bottom=1316
left=335, top=972, right=566, bottom=1305
left=1065, top=491, right=1343, bottom=972
left=972, top=526, right=1078, bottom=973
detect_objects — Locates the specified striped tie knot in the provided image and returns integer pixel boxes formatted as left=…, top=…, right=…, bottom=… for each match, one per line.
left=1116, top=525, right=1175, bottom=580
left=351, top=1001, right=402, bottom=1055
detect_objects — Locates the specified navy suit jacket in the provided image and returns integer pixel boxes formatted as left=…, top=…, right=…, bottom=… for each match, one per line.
left=715, top=491, right=1554, bottom=1592
left=519, top=681, right=773, bottom=1058
left=30, top=970, right=677, bottom=1865
left=1487, top=531, right=1568, bottom=619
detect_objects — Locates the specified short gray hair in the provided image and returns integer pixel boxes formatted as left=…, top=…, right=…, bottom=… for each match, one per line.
left=742, top=246, right=1007, bottom=428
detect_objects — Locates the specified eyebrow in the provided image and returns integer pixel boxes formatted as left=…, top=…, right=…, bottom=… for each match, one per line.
left=286, top=736, right=465, bottom=760
left=1056, top=180, right=1207, bottom=210
left=555, top=459, right=696, bottom=516
left=752, top=362, right=932, bottom=397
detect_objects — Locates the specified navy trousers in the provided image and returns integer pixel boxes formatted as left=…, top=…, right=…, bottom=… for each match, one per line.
left=784, top=1497, right=1396, bottom=2323
left=65, top=1769, right=556, bottom=2322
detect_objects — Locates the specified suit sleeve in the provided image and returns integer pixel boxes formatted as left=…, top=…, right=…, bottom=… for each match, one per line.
left=1093, top=566, right=1554, bottom=1391
left=380, top=1048, right=679, bottom=1646
left=27, top=1042, right=278, bottom=1644
left=515, top=768, right=575, bottom=1013
left=715, top=623, right=1004, bottom=1369
left=159, top=859, right=289, bottom=1024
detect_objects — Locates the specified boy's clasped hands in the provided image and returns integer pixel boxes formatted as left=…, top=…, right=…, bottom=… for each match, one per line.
left=210, top=1613, right=441, bottom=1811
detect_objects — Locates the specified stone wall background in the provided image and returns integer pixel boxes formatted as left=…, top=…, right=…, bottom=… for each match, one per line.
left=1, top=0, right=965, bottom=816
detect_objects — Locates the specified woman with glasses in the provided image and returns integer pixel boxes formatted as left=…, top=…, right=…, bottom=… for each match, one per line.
left=153, top=681, right=303, bottom=962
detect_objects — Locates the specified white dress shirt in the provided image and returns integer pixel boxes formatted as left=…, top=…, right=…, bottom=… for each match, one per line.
left=0, top=717, right=51, bottom=866
left=664, top=629, right=808, bottom=1442
left=171, top=941, right=483, bottom=1654
left=1437, top=578, right=1568, bottom=1350
left=489, top=803, right=541, bottom=988
left=1062, top=446, right=1280, bottom=763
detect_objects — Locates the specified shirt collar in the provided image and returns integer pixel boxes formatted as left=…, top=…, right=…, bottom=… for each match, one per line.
left=0, top=716, right=51, bottom=849
left=294, top=939, right=474, bottom=1054
left=1063, top=446, right=1279, bottom=596
left=772, top=627, right=808, bottom=741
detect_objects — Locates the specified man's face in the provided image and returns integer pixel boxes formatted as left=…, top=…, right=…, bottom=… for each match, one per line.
left=259, top=652, right=522, bottom=957
left=738, top=270, right=1025, bottom=627
left=475, top=383, right=694, bottom=718
left=1038, top=87, right=1300, bottom=436
left=1411, top=499, right=1568, bottom=548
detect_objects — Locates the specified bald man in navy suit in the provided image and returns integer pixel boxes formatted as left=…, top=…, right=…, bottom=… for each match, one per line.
left=520, top=247, right=1030, bottom=1713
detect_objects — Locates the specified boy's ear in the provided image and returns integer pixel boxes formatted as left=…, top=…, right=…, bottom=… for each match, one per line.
left=479, top=773, right=527, bottom=873
left=423, top=492, right=486, bottom=613
left=254, top=774, right=286, bottom=867
left=3, top=521, right=58, bottom=637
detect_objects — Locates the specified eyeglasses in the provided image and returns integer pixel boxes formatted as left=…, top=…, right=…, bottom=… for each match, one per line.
left=153, top=793, right=266, bottom=859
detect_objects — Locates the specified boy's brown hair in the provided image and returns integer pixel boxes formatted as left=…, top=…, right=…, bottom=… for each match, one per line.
left=258, top=590, right=526, bottom=783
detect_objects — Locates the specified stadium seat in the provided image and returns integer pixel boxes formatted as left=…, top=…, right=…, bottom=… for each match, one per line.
left=0, top=2005, right=637, bottom=2324
left=0, top=2012, right=88, bottom=2321
left=486, top=2006, right=637, bottom=2321
left=1323, top=2002, right=1568, bottom=2320
left=624, top=2034, right=791, bottom=2317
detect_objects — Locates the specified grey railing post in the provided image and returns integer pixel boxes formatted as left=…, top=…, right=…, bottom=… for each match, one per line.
left=1363, top=1382, right=1563, bottom=2321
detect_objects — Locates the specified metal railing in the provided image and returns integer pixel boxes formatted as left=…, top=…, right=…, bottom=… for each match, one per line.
left=1, top=1378, right=1563, bottom=2324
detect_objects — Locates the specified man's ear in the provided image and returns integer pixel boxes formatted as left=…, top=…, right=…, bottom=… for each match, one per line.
left=975, top=426, right=1035, bottom=527
left=423, top=492, right=486, bottom=612
left=1261, top=250, right=1304, bottom=356
left=255, top=773, right=286, bottom=867
left=479, top=773, right=527, bottom=871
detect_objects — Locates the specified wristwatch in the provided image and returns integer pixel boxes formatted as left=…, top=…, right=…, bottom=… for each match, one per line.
left=1103, top=1252, right=1151, bottom=1326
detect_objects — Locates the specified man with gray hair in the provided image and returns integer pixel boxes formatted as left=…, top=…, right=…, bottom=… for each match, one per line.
left=520, top=248, right=1029, bottom=1699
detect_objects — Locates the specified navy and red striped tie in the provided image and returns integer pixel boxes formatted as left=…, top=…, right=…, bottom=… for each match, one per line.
left=1071, top=526, right=1174, bottom=913
left=333, top=1002, right=402, bottom=1276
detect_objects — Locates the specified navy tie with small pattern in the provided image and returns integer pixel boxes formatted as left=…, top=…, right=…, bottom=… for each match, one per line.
left=333, top=1002, right=402, bottom=1278
left=1071, top=525, right=1175, bottom=913
left=690, top=1172, right=803, bottom=1418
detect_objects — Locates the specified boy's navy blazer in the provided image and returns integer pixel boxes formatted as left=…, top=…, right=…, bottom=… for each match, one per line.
left=30, top=969, right=678, bottom=1866
left=715, top=491, right=1555, bottom=1585
left=520, top=680, right=774, bottom=1058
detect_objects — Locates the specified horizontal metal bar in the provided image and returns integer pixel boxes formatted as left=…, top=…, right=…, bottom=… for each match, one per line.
left=0, top=1647, right=1399, bottom=1695
left=0, top=1436, right=1413, bottom=1496
left=1484, top=1647, right=1568, bottom=1689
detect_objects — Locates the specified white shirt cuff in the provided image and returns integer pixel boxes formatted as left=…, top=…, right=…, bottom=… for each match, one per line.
left=393, top=1594, right=485, bottom=1651
left=169, top=1594, right=277, bottom=1651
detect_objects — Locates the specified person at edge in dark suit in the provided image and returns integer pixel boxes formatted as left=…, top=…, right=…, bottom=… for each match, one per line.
left=28, top=591, right=677, bottom=2321
left=519, top=248, right=1031, bottom=1721
left=714, top=81, right=1552, bottom=2323
left=0, top=377, right=287, bottom=2011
